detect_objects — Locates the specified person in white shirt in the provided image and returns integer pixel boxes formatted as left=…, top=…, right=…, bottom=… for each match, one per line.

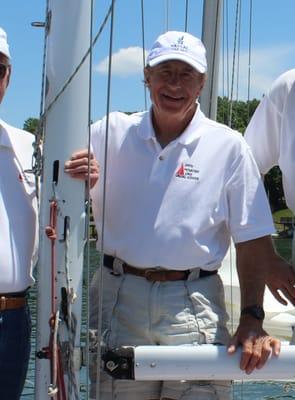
left=0, top=27, right=38, bottom=399
left=66, top=31, right=286, bottom=400
left=244, top=69, right=295, bottom=307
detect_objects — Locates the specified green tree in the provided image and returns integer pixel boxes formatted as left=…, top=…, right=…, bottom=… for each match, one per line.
left=23, top=117, right=39, bottom=135
left=263, top=167, right=285, bottom=212
left=217, top=96, right=286, bottom=212
left=217, top=96, right=259, bottom=133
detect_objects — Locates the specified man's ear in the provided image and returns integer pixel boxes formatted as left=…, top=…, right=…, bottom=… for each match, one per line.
left=144, top=67, right=150, bottom=86
left=6, top=64, right=11, bottom=88
left=196, top=74, right=207, bottom=97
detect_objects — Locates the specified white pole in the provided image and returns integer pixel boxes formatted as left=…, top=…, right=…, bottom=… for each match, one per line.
left=200, top=0, right=223, bottom=120
left=35, top=1, right=91, bottom=398
left=134, top=344, right=295, bottom=381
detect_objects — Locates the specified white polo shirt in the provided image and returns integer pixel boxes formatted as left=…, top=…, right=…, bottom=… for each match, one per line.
left=0, top=120, right=38, bottom=292
left=91, top=107, right=274, bottom=270
left=244, top=69, right=295, bottom=214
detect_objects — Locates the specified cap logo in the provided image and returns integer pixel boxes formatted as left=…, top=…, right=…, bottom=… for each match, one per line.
left=171, top=36, right=188, bottom=53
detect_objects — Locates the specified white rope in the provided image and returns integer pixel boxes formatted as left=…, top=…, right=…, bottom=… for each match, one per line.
left=48, top=311, right=59, bottom=397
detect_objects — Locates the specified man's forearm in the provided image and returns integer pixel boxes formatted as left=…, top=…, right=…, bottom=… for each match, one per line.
left=235, top=235, right=275, bottom=309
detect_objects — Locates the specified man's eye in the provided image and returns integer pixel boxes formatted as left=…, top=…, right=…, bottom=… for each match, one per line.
left=182, top=72, right=193, bottom=79
left=159, top=71, right=170, bottom=77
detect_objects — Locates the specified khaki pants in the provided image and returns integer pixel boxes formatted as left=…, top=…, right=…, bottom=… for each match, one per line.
left=89, top=266, right=232, bottom=400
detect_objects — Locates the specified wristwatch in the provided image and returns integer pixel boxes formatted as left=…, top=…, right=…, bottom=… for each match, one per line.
left=241, top=304, right=265, bottom=320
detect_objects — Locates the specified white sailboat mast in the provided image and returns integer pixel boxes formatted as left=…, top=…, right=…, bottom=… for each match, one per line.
left=200, top=0, right=223, bottom=120
left=35, top=1, right=92, bottom=398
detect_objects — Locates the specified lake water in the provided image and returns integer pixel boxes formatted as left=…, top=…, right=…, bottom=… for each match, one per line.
left=21, top=242, right=295, bottom=399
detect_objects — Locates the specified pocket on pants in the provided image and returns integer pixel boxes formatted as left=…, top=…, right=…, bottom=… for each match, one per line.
left=90, top=266, right=125, bottom=348
left=184, top=275, right=230, bottom=345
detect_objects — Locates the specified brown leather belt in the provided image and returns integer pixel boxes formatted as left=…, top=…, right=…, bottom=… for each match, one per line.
left=0, top=289, right=28, bottom=311
left=0, top=296, right=27, bottom=311
left=104, top=255, right=217, bottom=282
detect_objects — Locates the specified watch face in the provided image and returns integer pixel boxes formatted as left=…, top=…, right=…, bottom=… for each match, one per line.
left=253, top=305, right=265, bottom=320
left=242, top=305, right=265, bottom=320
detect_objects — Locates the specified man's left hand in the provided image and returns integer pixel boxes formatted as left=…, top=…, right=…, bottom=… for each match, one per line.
left=227, top=316, right=281, bottom=374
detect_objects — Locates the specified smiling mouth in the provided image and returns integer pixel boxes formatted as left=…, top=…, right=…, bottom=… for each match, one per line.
left=162, top=93, right=184, bottom=101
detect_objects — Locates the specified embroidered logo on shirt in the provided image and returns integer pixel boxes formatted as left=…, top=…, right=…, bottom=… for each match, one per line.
left=175, top=163, right=199, bottom=181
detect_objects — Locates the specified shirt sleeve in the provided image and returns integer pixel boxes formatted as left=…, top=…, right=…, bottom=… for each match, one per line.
left=226, top=144, right=275, bottom=243
left=244, top=94, right=281, bottom=175
left=277, top=86, right=295, bottom=212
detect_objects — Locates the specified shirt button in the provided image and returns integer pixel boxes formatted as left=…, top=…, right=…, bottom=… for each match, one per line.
left=159, top=156, right=164, bottom=161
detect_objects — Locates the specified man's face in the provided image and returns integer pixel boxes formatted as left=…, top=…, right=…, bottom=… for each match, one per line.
left=0, top=53, right=11, bottom=104
left=144, top=60, right=205, bottom=122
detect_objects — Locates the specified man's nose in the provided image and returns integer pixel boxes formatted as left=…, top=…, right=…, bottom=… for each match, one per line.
left=168, top=73, right=182, bottom=86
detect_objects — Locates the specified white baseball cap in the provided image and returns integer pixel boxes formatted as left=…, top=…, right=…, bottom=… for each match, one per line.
left=0, top=27, right=11, bottom=59
left=147, top=31, right=207, bottom=73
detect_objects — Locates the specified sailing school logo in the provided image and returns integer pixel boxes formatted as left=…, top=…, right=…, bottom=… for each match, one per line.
left=175, top=163, right=199, bottom=181
left=171, top=36, right=188, bottom=53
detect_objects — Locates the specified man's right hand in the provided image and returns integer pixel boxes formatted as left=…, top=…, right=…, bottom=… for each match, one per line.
left=64, top=149, right=99, bottom=189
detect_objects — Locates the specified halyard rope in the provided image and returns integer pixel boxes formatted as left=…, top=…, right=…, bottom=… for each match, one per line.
left=45, top=200, right=66, bottom=398
left=64, top=219, right=79, bottom=399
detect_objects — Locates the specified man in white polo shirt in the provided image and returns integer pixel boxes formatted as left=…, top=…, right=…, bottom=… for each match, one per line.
left=244, top=69, right=295, bottom=307
left=66, top=31, right=288, bottom=400
left=0, top=27, right=38, bottom=399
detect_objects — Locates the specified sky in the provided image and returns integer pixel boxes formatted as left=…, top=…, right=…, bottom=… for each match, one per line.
left=1, top=0, right=295, bottom=129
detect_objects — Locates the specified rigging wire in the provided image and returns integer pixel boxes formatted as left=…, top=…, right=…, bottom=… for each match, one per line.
left=225, top=0, right=230, bottom=121
left=95, top=1, right=116, bottom=398
left=228, top=0, right=241, bottom=128
left=221, top=0, right=226, bottom=123
left=220, top=0, right=227, bottom=124
left=247, top=0, right=253, bottom=122
left=141, top=0, right=147, bottom=109
left=84, top=0, right=95, bottom=398
left=184, top=0, right=189, bottom=32
left=235, top=0, right=241, bottom=102
left=165, top=0, right=169, bottom=31
left=223, top=4, right=254, bottom=398
left=221, top=0, right=231, bottom=125
left=36, top=3, right=48, bottom=138
left=40, top=3, right=113, bottom=120
left=31, top=0, right=49, bottom=200
left=222, top=0, right=236, bottom=348
left=225, top=0, right=230, bottom=101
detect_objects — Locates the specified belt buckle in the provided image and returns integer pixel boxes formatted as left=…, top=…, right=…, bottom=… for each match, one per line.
left=144, top=269, right=158, bottom=281
left=0, top=296, right=7, bottom=311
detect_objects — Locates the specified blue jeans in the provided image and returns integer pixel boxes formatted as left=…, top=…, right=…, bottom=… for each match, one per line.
left=0, top=304, right=31, bottom=399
